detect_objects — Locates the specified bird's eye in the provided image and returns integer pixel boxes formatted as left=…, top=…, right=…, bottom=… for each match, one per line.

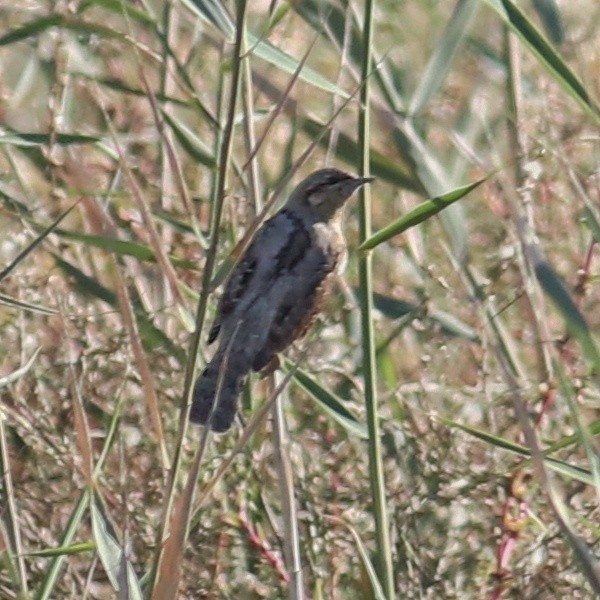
left=317, top=174, right=351, bottom=191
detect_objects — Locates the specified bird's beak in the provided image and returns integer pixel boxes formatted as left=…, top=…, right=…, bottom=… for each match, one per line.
left=355, top=176, right=375, bottom=186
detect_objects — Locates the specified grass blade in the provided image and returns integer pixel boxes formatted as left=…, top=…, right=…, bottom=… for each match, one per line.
left=484, top=0, right=600, bottom=122
left=360, top=176, right=489, bottom=250
left=409, top=0, right=479, bottom=115
left=287, top=362, right=368, bottom=439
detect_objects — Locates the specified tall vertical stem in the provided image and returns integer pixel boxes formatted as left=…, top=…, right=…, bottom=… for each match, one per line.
left=357, top=1, right=395, bottom=597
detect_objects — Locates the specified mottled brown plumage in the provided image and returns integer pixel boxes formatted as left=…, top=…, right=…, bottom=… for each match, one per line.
left=190, top=168, right=373, bottom=432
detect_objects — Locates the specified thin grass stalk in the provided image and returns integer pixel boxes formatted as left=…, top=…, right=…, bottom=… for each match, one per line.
left=504, top=29, right=553, bottom=384
left=0, top=415, right=29, bottom=596
left=240, top=24, right=261, bottom=214
left=192, top=360, right=304, bottom=515
left=148, top=0, right=248, bottom=592
left=35, top=391, right=126, bottom=600
left=510, top=24, right=600, bottom=590
left=357, top=0, right=394, bottom=597
left=150, top=326, right=240, bottom=600
left=271, top=371, right=303, bottom=600
left=156, top=0, right=175, bottom=334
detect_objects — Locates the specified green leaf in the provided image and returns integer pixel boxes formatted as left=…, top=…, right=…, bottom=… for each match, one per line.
left=0, top=294, right=57, bottom=316
left=285, top=361, right=368, bottom=439
left=483, top=0, right=600, bottom=123
left=0, top=133, right=100, bottom=147
left=409, top=0, right=479, bottom=115
left=75, top=73, right=190, bottom=107
left=581, top=206, right=600, bottom=245
left=36, top=406, right=123, bottom=599
left=439, top=417, right=594, bottom=485
left=328, top=517, right=387, bottom=600
left=0, top=203, right=79, bottom=283
left=161, top=110, right=217, bottom=168
left=53, top=255, right=185, bottom=362
left=371, top=293, right=479, bottom=341
left=24, top=542, right=95, bottom=558
left=0, top=348, right=42, bottom=388
left=0, top=14, right=127, bottom=46
left=35, top=490, right=91, bottom=600
left=181, top=0, right=347, bottom=96
left=531, top=0, right=564, bottom=45
left=44, top=226, right=197, bottom=270
left=90, top=493, right=143, bottom=600
left=0, top=15, right=63, bottom=45
left=360, top=177, right=488, bottom=250
left=532, top=251, right=600, bottom=371
left=181, top=0, right=234, bottom=38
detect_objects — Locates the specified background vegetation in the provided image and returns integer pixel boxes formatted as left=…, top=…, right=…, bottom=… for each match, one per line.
left=1, top=0, right=600, bottom=598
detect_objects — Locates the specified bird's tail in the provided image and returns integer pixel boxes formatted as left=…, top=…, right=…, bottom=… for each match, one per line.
left=190, top=355, right=246, bottom=432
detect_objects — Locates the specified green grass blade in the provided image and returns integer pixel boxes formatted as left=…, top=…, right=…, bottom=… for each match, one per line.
left=531, top=0, right=564, bottom=45
left=531, top=250, right=600, bottom=371
left=287, top=362, right=368, bottom=439
left=44, top=226, right=197, bottom=269
left=53, top=255, right=185, bottom=362
left=371, top=292, right=479, bottom=341
left=34, top=490, right=91, bottom=600
left=0, top=14, right=127, bottom=46
left=0, top=294, right=57, bottom=316
left=181, top=0, right=346, bottom=96
left=0, top=132, right=100, bottom=146
left=484, top=0, right=600, bottom=122
left=327, top=517, right=387, bottom=600
left=409, top=0, right=479, bottom=115
left=439, top=417, right=594, bottom=485
left=0, top=348, right=42, bottom=388
left=90, top=492, right=143, bottom=599
left=0, top=202, right=79, bottom=282
left=360, top=176, right=488, bottom=250
left=25, top=542, right=96, bottom=558
left=161, top=110, right=217, bottom=168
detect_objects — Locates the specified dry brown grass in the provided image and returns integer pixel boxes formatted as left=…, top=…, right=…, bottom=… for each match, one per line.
left=1, top=1, right=600, bottom=598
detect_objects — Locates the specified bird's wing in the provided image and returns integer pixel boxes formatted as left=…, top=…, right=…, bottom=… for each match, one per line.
left=251, top=238, right=340, bottom=372
left=208, top=209, right=312, bottom=344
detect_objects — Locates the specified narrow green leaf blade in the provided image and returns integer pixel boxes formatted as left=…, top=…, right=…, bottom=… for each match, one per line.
left=286, top=362, right=368, bottom=439
left=532, top=253, right=600, bottom=371
left=24, top=542, right=95, bottom=558
left=182, top=0, right=346, bottom=96
left=371, top=293, right=478, bottom=341
left=161, top=110, right=217, bottom=168
left=53, top=255, right=185, bottom=362
left=328, top=517, right=387, bottom=600
left=409, top=0, right=479, bottom=115
left=0, top=202, right=79, bottom=282
left=0, top=348, right=42, bottom=388
left=0, top=133, right=100, bottom=147
left=360, top=177, right=487, bottom=250
left=45, top=227, right=197, bottom=270
left=0, top=294, right=57, bottom=316
left=90, top=494, right=143, bottom=600
left=484, top=0, right=600, bottom=123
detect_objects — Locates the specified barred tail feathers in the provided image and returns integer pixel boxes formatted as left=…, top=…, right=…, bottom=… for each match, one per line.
left=190, top=355, right=246, bottom=432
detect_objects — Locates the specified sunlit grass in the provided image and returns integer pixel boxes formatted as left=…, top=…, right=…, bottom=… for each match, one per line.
left=1, top=1, right=600, bottom=598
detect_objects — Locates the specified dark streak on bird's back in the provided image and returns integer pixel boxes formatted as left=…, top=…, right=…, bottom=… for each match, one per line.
left=274, top=210, right=312, bottom=274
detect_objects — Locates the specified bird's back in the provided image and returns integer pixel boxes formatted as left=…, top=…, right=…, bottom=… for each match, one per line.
left=212, top=207, right=341, bottom=371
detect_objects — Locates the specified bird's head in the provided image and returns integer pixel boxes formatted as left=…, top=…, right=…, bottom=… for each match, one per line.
left=287, top=168, right=374, bottom=221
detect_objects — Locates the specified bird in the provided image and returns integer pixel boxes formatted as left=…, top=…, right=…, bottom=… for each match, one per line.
left=190, top=168, right=373, bottom=432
